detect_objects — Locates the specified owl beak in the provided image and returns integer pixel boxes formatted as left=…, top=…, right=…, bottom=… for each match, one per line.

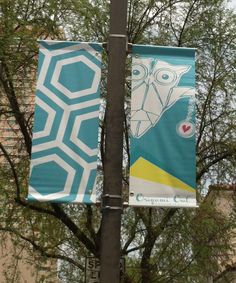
left=131, top=80, right=162, bottom=138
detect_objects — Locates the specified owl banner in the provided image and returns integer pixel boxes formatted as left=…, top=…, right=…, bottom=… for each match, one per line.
left=28, top=40, right=102, bottom=203
left=129, top=45, right=196, bottom=207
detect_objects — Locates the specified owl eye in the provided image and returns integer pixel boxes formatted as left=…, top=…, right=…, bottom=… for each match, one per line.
left=132, top=64, right=148, bottom=81
left=155, top=68, right=176, bottom=85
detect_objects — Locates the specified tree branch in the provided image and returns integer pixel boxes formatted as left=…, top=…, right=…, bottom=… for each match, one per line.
left=50, top=204, right=97, bottom=256
left=0, top=226, right=84, bottom=270
left=122, top=212, right=139, bottom=254
left=177, top=0, right=198, bottom=47
left=0, top=61, right=32, bottom=156
left=0, top=142, right=21, bottom=198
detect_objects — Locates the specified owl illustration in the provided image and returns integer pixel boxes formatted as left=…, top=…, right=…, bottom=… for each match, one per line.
left=131, top=58, right=194, bottom=138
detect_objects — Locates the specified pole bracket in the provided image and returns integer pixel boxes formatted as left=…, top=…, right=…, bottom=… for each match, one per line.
left=103, top=34, right=129, bottom=53
left=102, top=41, right=133, bottom=54
left=109, top=34, right=127, bottom=38
left=101, top=194, right=123, bottom=211
left=102, top=194, right=122, bottom=199
left=101, top=206, right=123, bottom=211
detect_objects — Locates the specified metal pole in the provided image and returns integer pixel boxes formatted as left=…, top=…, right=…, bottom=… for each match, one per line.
left=100, top=0, right=128, bottom=282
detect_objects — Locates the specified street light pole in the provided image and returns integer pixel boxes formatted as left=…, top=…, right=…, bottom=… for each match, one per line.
left=100, top=0, right=128, bottom=282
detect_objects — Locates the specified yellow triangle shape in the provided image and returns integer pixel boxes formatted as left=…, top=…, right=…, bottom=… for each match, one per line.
left=130, top=157, right=194, bottom=192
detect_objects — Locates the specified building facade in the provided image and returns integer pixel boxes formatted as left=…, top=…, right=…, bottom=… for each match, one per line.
left=208, top=185, right=236, bottom=283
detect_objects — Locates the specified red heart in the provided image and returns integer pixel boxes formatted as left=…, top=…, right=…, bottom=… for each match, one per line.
left=182, top=125, right=191, bottom=133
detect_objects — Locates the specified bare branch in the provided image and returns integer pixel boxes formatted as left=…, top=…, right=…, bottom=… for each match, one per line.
left=0, top=226, right=84, bottom=270
left=50, top=204, right=97, bottom=256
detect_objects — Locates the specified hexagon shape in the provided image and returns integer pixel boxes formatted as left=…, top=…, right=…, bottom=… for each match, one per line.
left=70, top=111, right=99, bottom=157
left=78, top=117, right=99, bottom=150
left=29, top=154, right=76, bottom=201
left=34, top=104, right=48, bottom=132
left=30, top=161, right=68, bottom=195
left=51, top=55, right=101, bottom=99
left=59, top=61, right=95, bottom=93
left=33, top=97, right=56, bottom=139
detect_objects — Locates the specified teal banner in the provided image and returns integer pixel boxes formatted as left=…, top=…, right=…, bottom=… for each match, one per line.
left=28, top=40, right=102, bottom=203
left=129, top=45, right=196, bottom=207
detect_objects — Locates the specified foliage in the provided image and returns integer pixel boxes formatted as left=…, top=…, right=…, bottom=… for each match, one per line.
left=0, top=0, right=236, bottom=282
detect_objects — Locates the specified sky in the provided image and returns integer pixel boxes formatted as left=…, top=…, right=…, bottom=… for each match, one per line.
left=228, top=0, right=236, bottom=9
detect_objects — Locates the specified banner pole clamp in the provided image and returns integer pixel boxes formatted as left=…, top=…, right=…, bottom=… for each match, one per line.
left=103, top=41, right=132, bottom=54
left=107, top=34, right=128, bottom=52
left=101, top=194, right=123, bottom=211
left=109, top=34, right=126, bottom=38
